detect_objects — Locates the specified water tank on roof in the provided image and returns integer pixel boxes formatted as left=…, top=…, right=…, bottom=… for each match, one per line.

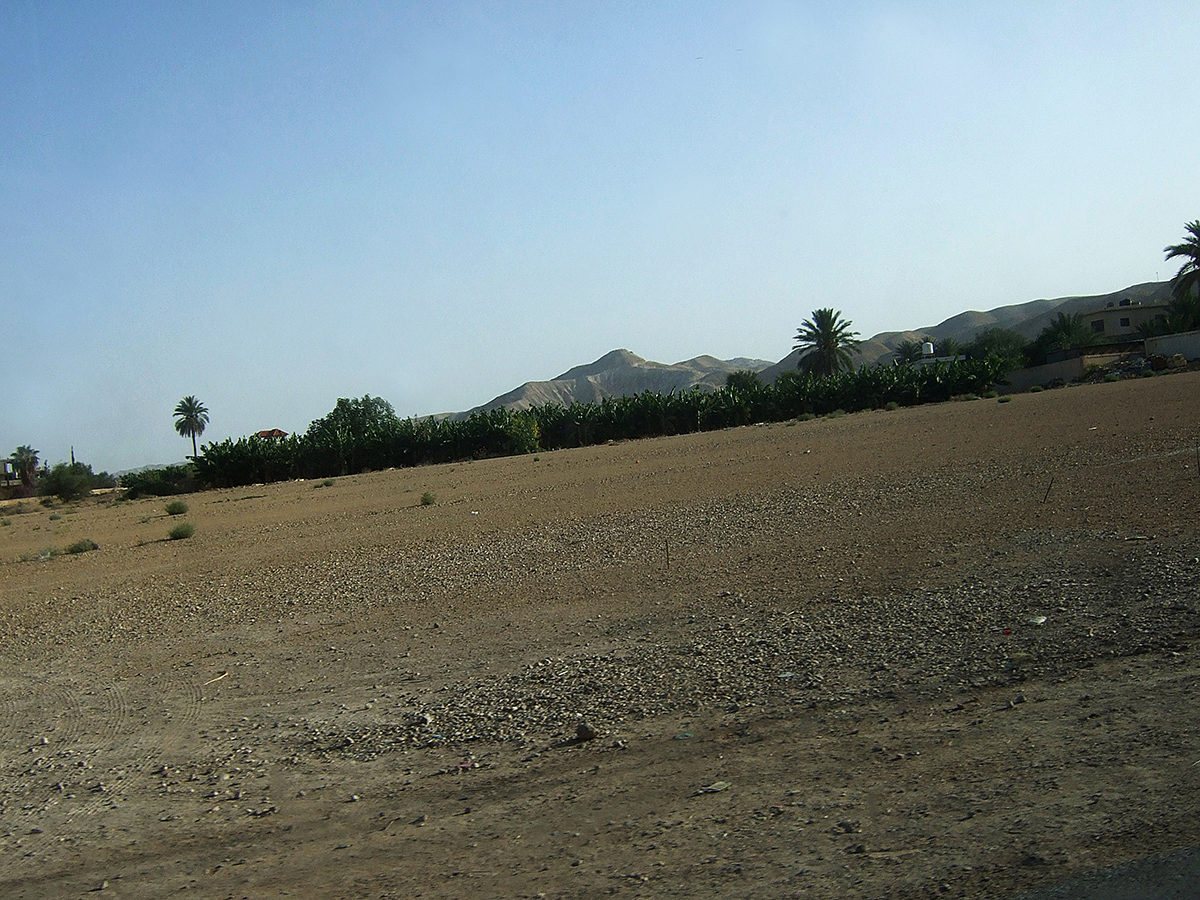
left=922, top=342, right=935, bottom=357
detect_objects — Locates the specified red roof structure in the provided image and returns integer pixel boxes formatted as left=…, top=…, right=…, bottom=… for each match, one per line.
left=255, top=429, right=289, bottom=440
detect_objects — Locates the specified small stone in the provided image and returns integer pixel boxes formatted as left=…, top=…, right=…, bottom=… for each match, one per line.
left=576, top=721, right=599, bottom=742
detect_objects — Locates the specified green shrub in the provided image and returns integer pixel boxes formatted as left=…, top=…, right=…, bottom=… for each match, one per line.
left=997, top=396, right=1013, bottom=403
left=1104, top=373, right=1121, bottom=383
left=420, top=492, right=436, bottom=506
left=322, top=479, right=335, bottom=487
left=883, top=401, right=900, bottom=411
left=826, top=409, right=847, bottom=419
left=120, top=465, right=195, bottom=499
left=982, top=390, right=998, bottom=399
left=168, top=522, right=195, bottom=540
left=38, top=461, right=113, bottom=502
left=65, top=539, right=98, bottom=555
left=1, top=518, right=10, bottom=527
left=49, top=513, right=61, bottom=521
left=1029, top=385, right=1044, bottom=393
left=165, top=500, right=189, bottom=516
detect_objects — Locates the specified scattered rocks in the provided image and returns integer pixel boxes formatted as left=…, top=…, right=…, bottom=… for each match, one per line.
left=286, top=539, right=1200, bottom=761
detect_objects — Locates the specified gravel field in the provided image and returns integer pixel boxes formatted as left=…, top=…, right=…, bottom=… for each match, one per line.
left=1, top=372, right=1198, bottom=899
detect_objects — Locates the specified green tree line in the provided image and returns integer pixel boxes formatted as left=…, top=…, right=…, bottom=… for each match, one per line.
left=163, top=356, right=1006, bottom=490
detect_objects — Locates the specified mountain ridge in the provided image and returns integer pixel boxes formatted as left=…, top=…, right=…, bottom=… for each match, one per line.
left=455, top=281, right=1172, bottom=417
left=454, top=351, right=775, bottom=419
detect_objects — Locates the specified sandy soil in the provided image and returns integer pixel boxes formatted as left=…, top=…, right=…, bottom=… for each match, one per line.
left=1, top=373, right=1199, bottom=899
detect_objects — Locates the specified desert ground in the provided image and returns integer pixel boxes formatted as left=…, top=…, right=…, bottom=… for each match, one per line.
left=2, top=373, right=1199, bottom=899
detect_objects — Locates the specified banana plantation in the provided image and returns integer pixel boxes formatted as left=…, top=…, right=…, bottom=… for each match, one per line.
left=150, top=357, right=1007, bottom=490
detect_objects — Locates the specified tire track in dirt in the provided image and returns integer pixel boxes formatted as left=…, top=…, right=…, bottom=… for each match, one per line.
left=0, top=666, right=210, bottom=886
left=0, top=675, right=87, bottom=748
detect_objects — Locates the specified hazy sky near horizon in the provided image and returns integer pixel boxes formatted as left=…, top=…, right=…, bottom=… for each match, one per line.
left=3, top=1, right=1197, bottom=473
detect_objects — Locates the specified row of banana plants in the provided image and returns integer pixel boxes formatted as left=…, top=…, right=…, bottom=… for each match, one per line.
left=187, top=357, right=1007, bottom=488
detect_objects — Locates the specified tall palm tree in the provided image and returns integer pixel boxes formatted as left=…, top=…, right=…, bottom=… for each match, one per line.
left=10, top=445, right=39, bottom=487
left=174, top=396, right=210, bottom=459
left=1164, top=221, right=1200, bottom=332
left=1165, top=220, right=1200, bottom=302
left=794, top=308, right=862, bottom=377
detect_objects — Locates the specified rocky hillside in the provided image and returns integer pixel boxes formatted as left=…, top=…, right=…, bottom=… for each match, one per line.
left=457, top=349, right=774, bottom=417
left=756, top=281, right=1171, bottom=383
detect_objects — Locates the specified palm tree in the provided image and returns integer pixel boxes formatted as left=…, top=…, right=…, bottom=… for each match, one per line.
left=10, top=445, right=39, bottom=487
left=1041, top=312, right=1096, bottom=351
left=893, top=338, right=929, bottom=365
left=794, top=308, right=862, bottom=377
left=1164, top=221, right=1200, bottom=332
left=1165, top=220, right=1200, bottom=302
left=1028, top=312, right=1096, bottom=365
left=724, top=370, right=764, bottom=392
left=932, top=336, right=962, bottom=359
left=174, top=396, right=210, bottom=459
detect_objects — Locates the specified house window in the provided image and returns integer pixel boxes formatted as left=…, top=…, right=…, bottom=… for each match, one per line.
left=1119, top=317, right=1130, bottom=327
left=1090, top=320, right=1105, bottom=333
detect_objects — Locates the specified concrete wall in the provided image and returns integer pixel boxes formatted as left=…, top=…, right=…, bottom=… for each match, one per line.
left=1146, top=330, right=1200, bottom=360
left=999, top=351, right=1130, bottom=394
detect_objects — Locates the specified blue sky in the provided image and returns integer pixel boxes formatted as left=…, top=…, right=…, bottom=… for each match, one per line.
left=3, top=1, right=1197, bottom=473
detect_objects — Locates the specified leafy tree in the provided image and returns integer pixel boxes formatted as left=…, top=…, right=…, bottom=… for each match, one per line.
left=965, top=327, right=1030, bottom=370
left=38, top=462, right=95, bottom=502
left=794, top=308, right=862, bottom=377
left=10, top=445, right=39, bottom=487
left=304, top=394, right=401, bottom=475
left=174, top=396, right=210, bottom=459
left=1166, top=298, right=1200, bottom=333
left=120, top=464, right=195, bottom=498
